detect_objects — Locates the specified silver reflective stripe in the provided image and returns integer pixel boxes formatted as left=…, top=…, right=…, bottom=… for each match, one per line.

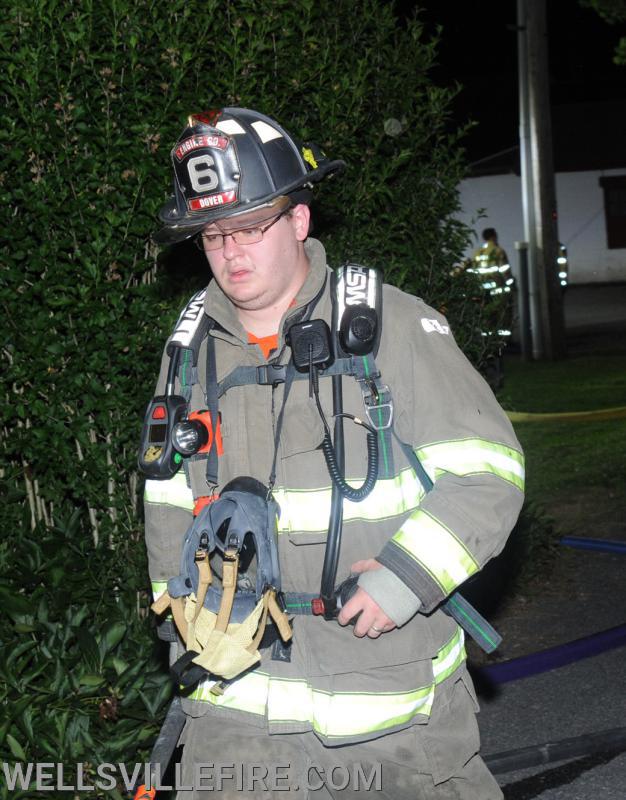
left=144, top=472, right=194, bottom=511
left=187, top=628, right=465, bottom=737
left=475, top=265, right=500, bottom=274
left=274, top=467, right=425, bottom=534
left=393, top=510, right=479, bottom=594
left=417, top=438, right=525, bottom=491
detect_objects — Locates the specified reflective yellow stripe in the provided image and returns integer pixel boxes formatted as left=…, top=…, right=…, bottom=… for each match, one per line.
left=143, top=441, right=521, bottom=520
left=275, top=467, right=424, bottom=534
left=188, top=628, right=465, bottom=738
left=151, top=581, right=168, bottom=601
left=144, top=472, right=194, bottom=511
left=433, top=628, right=466, bottom=683
left=417, top=438, right=524, bottom=491
left=393, top=510, right=479, bottom=595
left=191, top=671, right=269, bottom=716
left=267, top=679, right=434, bottom=738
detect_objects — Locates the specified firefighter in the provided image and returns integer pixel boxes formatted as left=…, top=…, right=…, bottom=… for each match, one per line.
left=143, top=108, right=524, bottom=798
left=468, top=228, right=515, bottom=340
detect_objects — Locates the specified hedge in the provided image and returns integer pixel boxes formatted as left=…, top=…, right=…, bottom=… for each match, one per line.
left=0, top=1, right=487, bottom=792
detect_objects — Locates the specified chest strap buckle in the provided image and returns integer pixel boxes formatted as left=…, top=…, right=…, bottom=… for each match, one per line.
left=257, top=364, right=287, bottom=386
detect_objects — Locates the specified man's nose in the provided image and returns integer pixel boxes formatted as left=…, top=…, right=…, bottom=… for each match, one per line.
left=222, top=232, right=243, bottom=259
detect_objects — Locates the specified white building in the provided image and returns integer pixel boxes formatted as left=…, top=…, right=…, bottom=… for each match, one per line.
left=456, top=102, right=626, bottom=285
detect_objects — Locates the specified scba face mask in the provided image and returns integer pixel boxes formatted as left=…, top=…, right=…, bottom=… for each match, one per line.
left=154, top=107, right=345, bottom=244
left=152, top=477, right=292, bottom=690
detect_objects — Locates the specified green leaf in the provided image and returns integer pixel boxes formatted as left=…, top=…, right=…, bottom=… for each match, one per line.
left=6, top=733, right=26, bottom=761
left=98, top=622, right=127, bottom=659
left=78, top=674, right=106, bottom=687
left=76, top=627, right=101, bottom=670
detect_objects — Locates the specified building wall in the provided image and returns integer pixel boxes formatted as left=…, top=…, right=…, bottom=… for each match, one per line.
left=457, top=167, right=626, bottom=284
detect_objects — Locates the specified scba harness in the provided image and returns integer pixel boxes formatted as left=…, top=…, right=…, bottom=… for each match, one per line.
left=139, top=265, right=501, bottom=689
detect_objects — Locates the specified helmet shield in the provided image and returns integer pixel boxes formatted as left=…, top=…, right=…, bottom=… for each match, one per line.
left=154, top=107, right=345, bottom=244
left=173, top=129, right=240, bottom=216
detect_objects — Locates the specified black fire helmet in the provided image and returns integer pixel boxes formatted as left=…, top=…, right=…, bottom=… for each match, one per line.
left=153, top=107, right=345, bottom=244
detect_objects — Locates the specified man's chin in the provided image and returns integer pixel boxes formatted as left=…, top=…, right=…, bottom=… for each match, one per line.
left=228, top=291, right=266, bottom=311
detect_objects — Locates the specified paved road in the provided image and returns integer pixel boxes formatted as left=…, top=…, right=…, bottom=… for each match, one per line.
left=478, top=647, right=626, bottom=798
left=478, top=289, right=626, bottom=798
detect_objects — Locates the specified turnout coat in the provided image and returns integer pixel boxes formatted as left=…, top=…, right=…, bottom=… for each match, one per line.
left=144, top=238, right=524, bottom=748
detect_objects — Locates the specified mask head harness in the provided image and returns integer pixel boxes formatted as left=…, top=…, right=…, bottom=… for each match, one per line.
left=152, top=477, right=292, bottom=693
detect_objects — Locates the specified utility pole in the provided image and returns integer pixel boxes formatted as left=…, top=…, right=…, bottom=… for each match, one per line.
left=518, top=0, right=567, bottom=359
left=517, top=0, right=541, bottom=358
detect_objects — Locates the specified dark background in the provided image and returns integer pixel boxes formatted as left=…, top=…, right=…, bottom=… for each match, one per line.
left=398, top=2, right=626, bottom=165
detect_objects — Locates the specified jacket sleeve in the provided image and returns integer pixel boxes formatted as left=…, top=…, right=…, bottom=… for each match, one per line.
left=374, top=289, right=525, bottom=614
left=142, top=346, right=194, bottom=603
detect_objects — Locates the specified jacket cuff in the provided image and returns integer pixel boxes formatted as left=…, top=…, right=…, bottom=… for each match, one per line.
left=357, top=566, right=422, bottom=627
left=377, top=540, right=447, bottom=613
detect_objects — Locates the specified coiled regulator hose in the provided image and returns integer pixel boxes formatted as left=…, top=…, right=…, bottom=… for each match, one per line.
left=320, top=413, right=378, bottom=502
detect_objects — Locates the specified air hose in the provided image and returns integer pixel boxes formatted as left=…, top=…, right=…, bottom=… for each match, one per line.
left=320, top=375, right=346, bottom=608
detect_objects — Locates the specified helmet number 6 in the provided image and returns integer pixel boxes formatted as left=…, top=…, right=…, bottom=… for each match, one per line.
left=187, top=155, right=219, bottom=192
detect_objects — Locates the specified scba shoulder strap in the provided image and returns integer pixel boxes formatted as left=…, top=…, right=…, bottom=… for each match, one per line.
left=167, top=287, right=213, bottom=399
left=332, top=263, right=382, bottom=358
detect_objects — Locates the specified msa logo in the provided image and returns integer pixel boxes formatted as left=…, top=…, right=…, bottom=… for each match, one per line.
left=171, top=289, right=207, bottom=347
left=421, top=318, right=449, bottom=335
left=345, top=266, right=369, bottom=306
left=178, top=292, right=206, bottom=326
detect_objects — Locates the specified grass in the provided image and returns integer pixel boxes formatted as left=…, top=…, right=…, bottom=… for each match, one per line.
left=498, top=353, right=626, bottom=506
left=466, top=349, right=626, bottom=600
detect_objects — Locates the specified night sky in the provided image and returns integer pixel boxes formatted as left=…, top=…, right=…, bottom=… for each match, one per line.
left=406, top=2, right=626, bottom=163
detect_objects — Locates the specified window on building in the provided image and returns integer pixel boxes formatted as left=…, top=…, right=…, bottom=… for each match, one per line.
left=599, top=175, right=626, bottom=249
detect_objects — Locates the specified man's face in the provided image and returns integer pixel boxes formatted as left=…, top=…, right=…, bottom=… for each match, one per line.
left=201, top=202, right=310, bottom=315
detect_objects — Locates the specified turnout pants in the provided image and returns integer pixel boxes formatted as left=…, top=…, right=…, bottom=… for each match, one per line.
left=175, top=670, right=502, bottom=800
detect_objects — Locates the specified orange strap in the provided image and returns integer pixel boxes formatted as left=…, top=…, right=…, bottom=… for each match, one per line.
left=193, top=494, right=218, bottom=516
left=134, top=785, right=156, bottom=800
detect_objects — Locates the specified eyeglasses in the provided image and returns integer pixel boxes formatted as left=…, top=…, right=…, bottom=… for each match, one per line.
left=195, top=209, right=290, bottom=252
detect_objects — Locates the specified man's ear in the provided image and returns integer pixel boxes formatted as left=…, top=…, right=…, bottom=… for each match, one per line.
left=290, top=203, right=311, bottom=242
